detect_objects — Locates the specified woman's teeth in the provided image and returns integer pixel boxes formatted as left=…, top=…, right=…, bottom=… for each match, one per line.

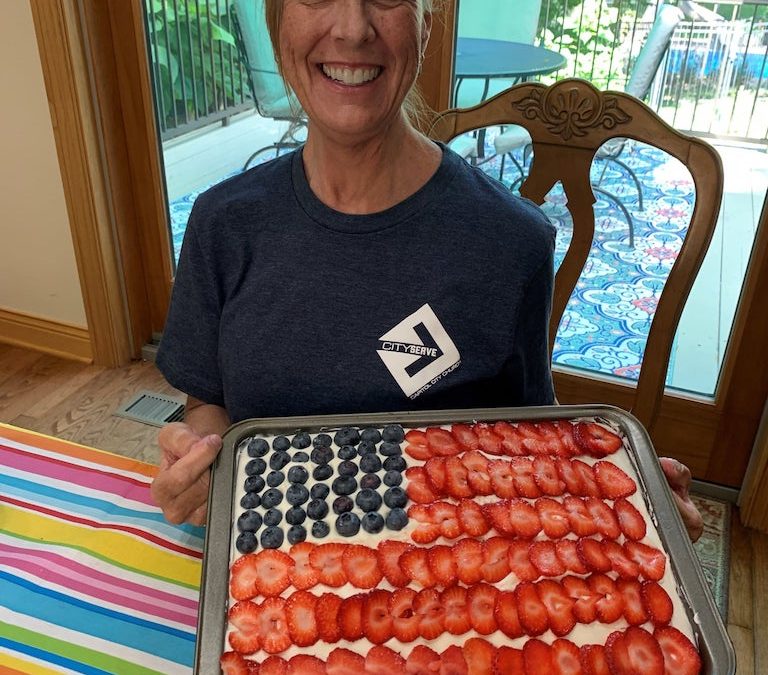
left=321, top=65, right=381, bottom=85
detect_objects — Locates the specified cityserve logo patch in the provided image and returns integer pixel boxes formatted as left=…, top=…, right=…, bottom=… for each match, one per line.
left=377, top=303, right=461, bottom=399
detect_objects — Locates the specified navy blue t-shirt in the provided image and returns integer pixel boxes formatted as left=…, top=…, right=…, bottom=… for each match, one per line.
left=156, top=144, right=556, bottom=423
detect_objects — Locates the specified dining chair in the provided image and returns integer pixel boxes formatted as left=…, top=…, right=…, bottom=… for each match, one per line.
left=428, top=78, right=723, bottom=430
left=231, top=0, right=307, bottom=170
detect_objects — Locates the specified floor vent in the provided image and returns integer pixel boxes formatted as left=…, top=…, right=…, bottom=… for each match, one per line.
left=115, top=391, right=185, bottom=427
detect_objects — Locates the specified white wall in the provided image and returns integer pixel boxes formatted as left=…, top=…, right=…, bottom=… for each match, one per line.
left=0, top=1, right=86, bottom=327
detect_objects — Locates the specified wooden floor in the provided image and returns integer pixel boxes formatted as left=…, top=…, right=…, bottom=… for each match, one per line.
left=0, top=342, right=765, bottom=673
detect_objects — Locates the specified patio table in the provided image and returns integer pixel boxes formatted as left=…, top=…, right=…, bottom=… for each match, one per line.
left=0, top=423, right=203, bottom=674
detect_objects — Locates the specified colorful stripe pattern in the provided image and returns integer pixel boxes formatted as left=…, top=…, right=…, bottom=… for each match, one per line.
left=0, top=424, right=204, bottom=674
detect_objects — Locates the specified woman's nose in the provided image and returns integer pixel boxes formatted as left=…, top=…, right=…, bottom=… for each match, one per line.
left=330, top=0, right=376, bottom=44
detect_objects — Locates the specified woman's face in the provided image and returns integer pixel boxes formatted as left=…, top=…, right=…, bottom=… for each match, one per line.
left=279, top=0, right=431, bottom=143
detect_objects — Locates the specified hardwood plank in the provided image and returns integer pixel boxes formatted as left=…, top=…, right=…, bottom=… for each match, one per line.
left=728, top=624, right=755, bottom=675
left=752, top=530, right=768, bottom=675
left=0, top=345, right=45, bottom=387
left=729, top=508, right=755, bottom=629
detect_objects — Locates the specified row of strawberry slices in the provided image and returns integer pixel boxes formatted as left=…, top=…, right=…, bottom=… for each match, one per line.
left=222, top=625, right=700, bottom=675
left=405, top=420, right=623, bottom=461
left=408, top=495, right=647, bottom=543
left=227, top=576, right=675, bottom=654
left=406, top=453, right=637, bottom=504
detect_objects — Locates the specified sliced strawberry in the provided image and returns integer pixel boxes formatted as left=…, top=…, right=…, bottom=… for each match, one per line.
left=580, top=644, right=611, bottom=675
left=406, top=645, right=442, bottom=675
left=326, top=648, right=365, bottom=675
left=488, top=459, right=517, bottom=498
left=642, top=581, right=673, bottom=626
left=556, top=458, right=585, bottom=495
left=377, top=540, right=413, bottom=587
left=523, top=639, right=553, bottom=674
left=284, top=590, right=318, bottom=647
left=536, top=497, right=571, bottom=538
left=405, top=467, right=440, bottom=503
left=220, top=652, right=250, bottom=675
left=618, top=578, right=649, bottom=626
left=482, top=500, right=515, bottom=536
left=457, top=498, right=490, bottom=536
left=288, top=542, right=320, bottom=590
left=533, top=455, right=566, bottom=495
left=440, top=645, right=469, bottom=675
left=516, top=421, right=544, bottom=441
left=444, top=456, right=473, bottom=498
left=411, top=522, right=442, bottom=544
left=230, top=554, right=261, bottom=601
left=451, top=423, right=479, bottom=451
left=515, top=581, right=549, bottom=635
left=493, top=420, right=526, bottom=456
left=654, top=626, right=702, bottom=675
left=573, top=421, right=622, bottom=457
left=493, top=646, right=524, bottom=674
left=430, top=501, right=462, bottom=538
left=494, top=590, right=523, bottom=638
left=474, top=422, right=504, bottom=455
left=614, top=498, right=647, bottom=540
left=585, top=497, right=621, bottom=539
left=309, top=542, right=347, bottom=587
left=389, top=588, right=421, bottom=642
left=467, top=583, right=498, bottom=635
left=252, top=550, right=294, bottom=597
left=453, top=538, right=485, bottom=584
left=406, top=429, right=428, bottom=445
left=338, top=594, right=365, bottom=641
left=509, top=457, right=542, bottom=498
left=537, top=579, right=576, bottom=637
left=342, top=544, right=383, bottom=589
left=287, top=654, right=325, bottom=675
left=362, top=589, right=393, bottom=644
left=427, top=545, right=458, bottom=586
left=424, top=456, right=448, bottom=493
left=405, top=430, right=432, bottom=461
left=366, top=646, right=407, bottom=674
left=572, top=459, right=602, bottom=497
left=414, top=588, right=445, bottom=639
left=564, top=496, right=598, bottom=537
left=589, top=573, right=625, bottom=623
left=260, top=656, right=288, bottom=675
left=426, top=426, right=460, bottom=456
left=481, top=537, right=511, bottom=582
left=562, top=575, right=599, bottom=623
left=400, top=547, right=438, bottom=587
left=442, top=585, right=471, bottom=634
left=553, top=420, right=581, bottom=457
left=602, top=539, right=641, bottom=579
left=462, top=450, right=494, bottom=495
left=605, top=630, right=633, bottom=675
left=256, top=597, right=291, bottom=654
left=594, top=461, right=637, bottom=499
left=508, top=540, right=539, bottom=582
left=227, top=601, right=261, bottom=654
left=576, top=538, right=612, bottom=573
left=537, top=422, right=571, bottom=458
left=552, top=638, right=582, bottom=674
left=555, top=538, right=589, bottom=574
left=315, top=592, right=343, bottom=642
left=624, top=540, right=666, bottom=581
left=623, top=626, right=665, bottom=675
left=529, top=541, right=566, bottom=577
left=462, top=637, right=496, bottom=674
left=508, top=498, right=543, bottom=538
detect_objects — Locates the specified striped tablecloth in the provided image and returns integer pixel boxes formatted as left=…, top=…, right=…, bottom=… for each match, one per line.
left=0, top=423, right=204, bottom=674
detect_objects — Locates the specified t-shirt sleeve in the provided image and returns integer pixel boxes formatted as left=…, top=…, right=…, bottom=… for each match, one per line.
left=155, top=200, right=226, bottom=407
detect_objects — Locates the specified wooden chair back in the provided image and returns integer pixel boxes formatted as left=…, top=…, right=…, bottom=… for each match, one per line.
left=428, top=78, right=723, bottom=429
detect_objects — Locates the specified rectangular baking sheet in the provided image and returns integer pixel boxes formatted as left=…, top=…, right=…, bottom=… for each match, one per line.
left=194, top=403, right=735, bottom=674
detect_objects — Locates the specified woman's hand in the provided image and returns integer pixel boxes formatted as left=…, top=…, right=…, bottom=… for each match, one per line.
left=658, top=457, right=704, bottom=542
left=150, top=422, right=223, bottom=526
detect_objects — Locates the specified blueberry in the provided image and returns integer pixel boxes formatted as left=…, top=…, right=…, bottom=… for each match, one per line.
left=272, top=435, right=291, bottom=451
left=312, top=521, right=330, bottom=538
left=240, top=492, right=261, bottom=509
left=286, top=506, right=306, bottom=525
left=336, top=512, right=361, bottom=536
left=267, top=470, right=285, bottom=487
left=312, top=433, right=332, bottom=449
left=338, top=460, right=358, bottom=477
left=269, top=452, right=290, bottom=471
left=383, top=470, right=402, bottom=487
left=288, top=466, right=309, bottom=484
left=260, top=526, right=284, bottom=549
left=291, top=432, right=311, bottom=449
left=293, top=451, right=310, bottom=463
left=332, top=475, right=357, bottom=496
left=287, top=525, right=307, bottom=545
left=361, top=512, right=385, bottom=534
left=237, top=510, right=262, bottom=532
left=310, top=483, right=330, bottom=500
left=361, top=428, right=382, bottom=443
left=360, top=473, right=381, bottom=490
left=245, top=458, right=267, bottom=475
left=334, top=427, right=360, bottom=446
left=333, top=495, right=354, bottom=514
left=236, top=531, right=258, bottom=553
left=383, top=455, right=406, bottom=472
left=360, top=454, right=382, bottom=473
left=313, top=464, right=333, bottom=481
left=337, top=445, right=357, bottom=460
left=382, top=424, right=405, bottom=442
left=383, top=486, right=408, bottom=508
left=307, top=499, right=329, bottom=520
left=263, top=508, right=282, bottom=526
left=379, top=441, right=401, bottom=456
left=247, top=438, right=269, bottom=457
left=286, top=483, right=309, bottom=506
left=356, top=488, right=382, bottom=512
left=262, top=488, right=283, bottom=509
left=311, top=446, right=334, bottom=465
left=357, top=440, right=377, bottom=455
left=244, top=475, right=265, bottom=493
left=386, top=508, right=409, bottom=531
